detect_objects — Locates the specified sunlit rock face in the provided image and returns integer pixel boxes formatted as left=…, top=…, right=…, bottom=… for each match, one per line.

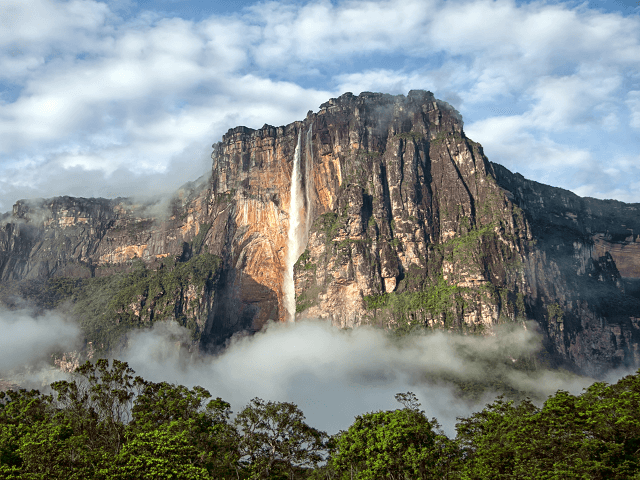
left=288, top=91, right=640, bottom=376
left=207, top=89, right=640, bottom=375
left=293, top=91, right=531, bottom=330
left=208, top=122, right=304, bottom=333
left=0, top=90, right=639, bottom=375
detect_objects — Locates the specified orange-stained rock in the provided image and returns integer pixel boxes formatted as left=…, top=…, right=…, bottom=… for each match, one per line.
left=594, top=235, right=640, bottom=279
left=1, top=90, right=640, bottom=376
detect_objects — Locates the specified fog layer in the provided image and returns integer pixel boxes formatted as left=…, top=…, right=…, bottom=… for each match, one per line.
left=0, top=308, right=81, bottom=372
left=120, top=319, right=596, bottom=436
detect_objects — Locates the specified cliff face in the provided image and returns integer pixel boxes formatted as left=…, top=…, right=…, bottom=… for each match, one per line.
left=491, top=165, right=640, bottom=374
left=0, top=177, right=210, bottom=281
left=0, top=90, right=639, bottom=375
left=288, top=92, right=640, bottom=376
left=292, top=91, right=530, bottom=333
left=0, top=179, right=226, bottom=353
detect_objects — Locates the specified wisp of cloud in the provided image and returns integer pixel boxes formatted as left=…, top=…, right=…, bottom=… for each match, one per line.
left=0, top=308, right=81, bottom=373
left=120, top=319, right=596, bottom=436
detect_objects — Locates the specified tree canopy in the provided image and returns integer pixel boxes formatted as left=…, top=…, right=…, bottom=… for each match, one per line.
left=2, top=360, right=640, bottom=479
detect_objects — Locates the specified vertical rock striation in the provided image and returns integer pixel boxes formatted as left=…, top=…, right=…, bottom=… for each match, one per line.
left=0, top=90, right=639, bottom=375
left=293, top=90, right=531, bottom=332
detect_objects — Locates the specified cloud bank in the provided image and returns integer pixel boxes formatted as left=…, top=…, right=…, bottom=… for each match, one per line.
left=0, top=308, right=81, bottom=372
left=120, top=319, right=595, bottom=436
left=0, top=0, right=639, bottom=209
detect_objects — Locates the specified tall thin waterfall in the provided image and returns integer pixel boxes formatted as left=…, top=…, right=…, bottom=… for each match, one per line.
left=284, top=130, right=303, bottom=322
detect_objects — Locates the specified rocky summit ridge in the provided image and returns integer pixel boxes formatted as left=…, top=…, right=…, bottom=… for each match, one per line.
left=1, top=90, right=639, bottom=376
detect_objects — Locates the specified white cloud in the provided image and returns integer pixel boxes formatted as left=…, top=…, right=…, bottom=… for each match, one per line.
left=334, top=69, right=429, bottom=96
left=571, top=152, right=640, bottom=201
left=524, top=66, right=622, bottom=132
left=465, top=114, right=596, bottom=189
left=573, top=183, right=640, bottom=202
left=244, top=0, right=436, bottom=68
left=627, top=90, right=640, bottom=128
left=0, top=308, right=81, bottom=372
left=0, top=0, right=639, bottom=209
left=120, top=319, right=595, bottom=437
left=0, top=0, right=109, bottom=47
left=0, top=0, right=112, bottom=84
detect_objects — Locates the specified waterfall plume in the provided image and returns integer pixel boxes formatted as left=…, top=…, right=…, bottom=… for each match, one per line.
left=284, top=130, right=303, bottom=322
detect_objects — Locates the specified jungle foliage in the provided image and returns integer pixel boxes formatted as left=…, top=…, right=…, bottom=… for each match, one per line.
left=2, top=360, right=640, bottom=479
left=43, top=254, right=222, bottom=354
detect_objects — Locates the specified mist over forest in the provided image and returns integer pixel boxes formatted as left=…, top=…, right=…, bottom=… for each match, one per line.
left=2, top=322, right=640, bottom=479
left=2, top=0, right=640, bottom=476
left=0, top=307, right=619, bottom=438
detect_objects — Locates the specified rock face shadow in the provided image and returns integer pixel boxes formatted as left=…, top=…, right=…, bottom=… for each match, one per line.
left=202, top=268, right=279, bottom=352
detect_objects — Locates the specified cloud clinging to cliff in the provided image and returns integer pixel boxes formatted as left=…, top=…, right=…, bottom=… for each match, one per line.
left=119, top=319, right=594, bottom=436
left=0, top=0, right=639, bottom=209
left=0, top=308, right=81, bottom=372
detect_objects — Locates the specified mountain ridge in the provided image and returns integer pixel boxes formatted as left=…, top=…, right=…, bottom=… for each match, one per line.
left=0, top=90, right=638, bottom=376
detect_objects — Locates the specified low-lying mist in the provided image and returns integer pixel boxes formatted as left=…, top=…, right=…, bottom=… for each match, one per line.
left=0, top=308, right=81, bottom=371
left=117, top=319, right=598, bottom=436
left=0, top=308, right=82, bottom=388
left=1, top=309, right=622, bottom=437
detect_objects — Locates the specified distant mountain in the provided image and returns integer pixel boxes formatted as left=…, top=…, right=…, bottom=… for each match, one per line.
left=1, top=90, right=638, bottom=376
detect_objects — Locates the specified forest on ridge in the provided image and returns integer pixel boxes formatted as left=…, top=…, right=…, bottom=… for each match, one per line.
left=1, top=358, right=640, bottom=479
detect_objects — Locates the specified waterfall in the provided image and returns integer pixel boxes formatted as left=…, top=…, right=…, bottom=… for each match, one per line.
left=284, top=130, right=303, bottom=322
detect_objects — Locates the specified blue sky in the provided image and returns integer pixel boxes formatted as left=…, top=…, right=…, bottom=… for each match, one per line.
left=0, top=0, right=639, bottom=211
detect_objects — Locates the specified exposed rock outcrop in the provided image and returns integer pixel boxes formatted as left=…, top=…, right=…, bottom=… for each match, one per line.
left=0, top=90, right=639, bottom=376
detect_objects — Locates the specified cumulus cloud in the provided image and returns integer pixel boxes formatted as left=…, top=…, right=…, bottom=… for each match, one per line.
left=0, top=308, right=81, bottom=372
left=524, top=67, right=622, bottom=132
left=119, top=319, right=594, bottom=436
left=572, top=151, right=640, bottom=202
left=243, top=0, right=435, bottom=68
left=334, top=70, right=430, bottom=97
left=467, top=116, right=593, bottom=160
left=0, top=0, right=639, bottom=210
left=628, top=90, right=640, bottom=129
left=0, top=0, right=110, bottom=63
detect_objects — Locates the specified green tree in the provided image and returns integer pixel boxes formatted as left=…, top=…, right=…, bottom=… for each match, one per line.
left=50, top=358, right=145, bottom=455
left=455, top=371, right=640, bottom=479
left=130, top=381, right=218, bottom=431
left=0, top=388, right=52, bottom=478
left=577, top=372, right=640, bottom=478
left=235, top=398, right=328, bottom=479
left=0, top=361, right=241, bottom=479
left=108, top=420, right=213, bottom=480
left=129, top=381, right=240, bottom=479
left=455, top=395, right=539, bottom=479
left=331, top=392, right=454, bottom=479
left=0, top=388, right=105, bottom=479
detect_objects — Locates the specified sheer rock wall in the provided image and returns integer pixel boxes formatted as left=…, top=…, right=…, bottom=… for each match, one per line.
left=0, top=90, right=639, bottom=374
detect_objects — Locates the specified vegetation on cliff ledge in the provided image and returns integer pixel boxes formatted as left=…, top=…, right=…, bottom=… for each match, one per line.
left=45, top=253, right=222, bottom=355
left=364, top=275, right=469, bottom=331
left=362, top=222, right=523, bottom=333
